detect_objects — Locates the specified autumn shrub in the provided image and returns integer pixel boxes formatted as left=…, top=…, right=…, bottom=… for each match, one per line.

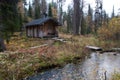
left=97, top=17, right=120, bottom=41
left=111, top=73, right=120, bottom=80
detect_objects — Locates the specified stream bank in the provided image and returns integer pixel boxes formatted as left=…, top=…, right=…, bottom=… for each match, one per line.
left=25, top=52, right=120, bottom=80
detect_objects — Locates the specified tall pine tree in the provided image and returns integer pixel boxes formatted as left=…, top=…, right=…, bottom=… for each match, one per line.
left=111, top=5, right=115, bottom=18
left=41, top=0, right=47, bottom=15
left=87, top=4, right=93, bottom=34
left=66, top=5, right=73, bottom=33
left=33, top=0, right=41, bottom=19
left=28, top=1, right=33, bottom=18
left=48, top=3, right=53, bottom=17
left=0, top=0, right=20, bottom=43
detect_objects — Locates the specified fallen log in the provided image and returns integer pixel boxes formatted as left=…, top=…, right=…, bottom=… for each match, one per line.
left=30, top=44, right=48, bottom=49
left=86, top=46, right=102, bottom=51
left=52, top=37, right=67, bottom=42
left=112, top=48, right=120, bottom=52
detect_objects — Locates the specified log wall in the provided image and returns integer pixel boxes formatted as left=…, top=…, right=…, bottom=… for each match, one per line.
left=26, top=21, right=58, bottom=38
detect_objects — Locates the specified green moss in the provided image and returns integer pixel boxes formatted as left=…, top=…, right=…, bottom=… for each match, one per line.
left=53, top=41, right=63, bottom=46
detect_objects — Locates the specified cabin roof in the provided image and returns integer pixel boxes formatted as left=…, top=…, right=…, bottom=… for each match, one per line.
left=26, top=17, right=61, bottom=27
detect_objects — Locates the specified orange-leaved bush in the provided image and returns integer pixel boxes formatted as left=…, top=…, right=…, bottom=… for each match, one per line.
left=97, top=17, right=120, bottom=40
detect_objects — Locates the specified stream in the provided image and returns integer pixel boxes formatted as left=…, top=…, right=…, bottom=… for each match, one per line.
left=26, top=52, right=120, bottom=80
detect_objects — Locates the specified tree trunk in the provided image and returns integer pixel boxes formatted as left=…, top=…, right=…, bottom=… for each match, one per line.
left=73, top=0, right=80, bottom=35
left=0, top=38, right=6, bottom=52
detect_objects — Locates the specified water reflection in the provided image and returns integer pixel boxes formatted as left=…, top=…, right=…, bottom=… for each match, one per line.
left=27, top=52, right=120, bottom=80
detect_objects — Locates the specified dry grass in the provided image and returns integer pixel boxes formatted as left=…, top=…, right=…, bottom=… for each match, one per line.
left=0, top=33, right=119, bottom=80
left=111, top=73, right=120, bottom=80
left=6, top=37, right=45, bottom=51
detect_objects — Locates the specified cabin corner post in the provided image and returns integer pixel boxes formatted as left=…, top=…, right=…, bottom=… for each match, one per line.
left=37, top=26, right=39, bottom=38
left=32, top=26, right=34, bottom=38
left=55, top=26, right=58, bottom=37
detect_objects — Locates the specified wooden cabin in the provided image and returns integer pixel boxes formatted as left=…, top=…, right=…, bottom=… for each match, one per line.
left=25, top=17, right=61, bottom=38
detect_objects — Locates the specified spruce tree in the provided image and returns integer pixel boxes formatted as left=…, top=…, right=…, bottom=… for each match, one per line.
left=0, top=0, right=20, bottom=44
left=34, top=5, right=41, bottom=19
left=66, top=5, right=73, bottom=33
left=111, top=6, right=115, bottom=18
left=81, top=14, right=87, bottom=35
left=48, top=3, right=53, bottom=17
left=41, top=0, right=47, bottom=14
left=28, top=1, right=33, bottom=18
left=87, top=4, right=93, bottom=34
left=33, top=0, right=41, bottom=19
